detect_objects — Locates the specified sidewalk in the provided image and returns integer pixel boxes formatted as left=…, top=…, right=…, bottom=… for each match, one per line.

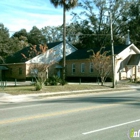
left=0, top=85, right=137, bottom=104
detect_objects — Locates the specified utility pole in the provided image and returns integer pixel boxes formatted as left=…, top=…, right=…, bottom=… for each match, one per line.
left=110, top=12, right=115, bottom=88
left=63, top=1, right=66, bottom=82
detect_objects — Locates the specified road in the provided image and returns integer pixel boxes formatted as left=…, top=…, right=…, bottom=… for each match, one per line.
left=0, top=89, right=140, bottom=140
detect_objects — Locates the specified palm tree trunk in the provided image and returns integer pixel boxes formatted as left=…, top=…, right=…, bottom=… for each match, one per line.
left=63, top=2, right=66, bottom=81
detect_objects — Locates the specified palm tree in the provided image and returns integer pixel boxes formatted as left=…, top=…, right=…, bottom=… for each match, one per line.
left=50, top=0, right=78, bottom=81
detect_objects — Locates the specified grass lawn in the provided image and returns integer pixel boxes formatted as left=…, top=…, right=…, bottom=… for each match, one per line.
left=0, top=84, right=115, bottom=95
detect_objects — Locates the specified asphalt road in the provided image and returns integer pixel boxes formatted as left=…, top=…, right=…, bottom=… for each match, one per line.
left=0, top=89, right=140, bottom=140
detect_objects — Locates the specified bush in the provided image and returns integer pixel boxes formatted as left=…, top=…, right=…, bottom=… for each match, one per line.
left=45, top=75, right=61, bottom=86
left=60, top=79, right=67, bottom=86
left=35, top=80, right=43, bottom=91
left=44, top=79, right=49, bottom=86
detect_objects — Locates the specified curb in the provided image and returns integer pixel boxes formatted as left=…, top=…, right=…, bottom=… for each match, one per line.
left=0, top=88, right=136, bottom=104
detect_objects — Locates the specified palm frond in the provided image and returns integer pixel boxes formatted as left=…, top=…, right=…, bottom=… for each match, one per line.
left=50, top=0, right=78, bottom=10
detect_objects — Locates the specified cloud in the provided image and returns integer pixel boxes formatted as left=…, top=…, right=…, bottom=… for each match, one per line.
left=3, top=11, right=72, bottom=32
left=0, top=0, right=78, bottom=34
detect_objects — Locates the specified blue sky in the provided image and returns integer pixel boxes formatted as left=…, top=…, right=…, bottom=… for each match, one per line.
left=0, top=0, right=81, bottom=34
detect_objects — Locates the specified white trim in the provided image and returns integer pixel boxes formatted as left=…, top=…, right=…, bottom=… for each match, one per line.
left=81, top=63, right=85, bottom=73
left=89, top=62, right=93, bottom=73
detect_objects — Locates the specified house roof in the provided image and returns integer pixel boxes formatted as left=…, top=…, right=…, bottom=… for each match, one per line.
left=5, top=41, right=63, bottom=64
left=5, top=47, right=31, bottom=63
left=127, top=54, right=140, bottom=65
left=118, top=54, right=140, bottom=72
left=66, top=49, right=92, bottom=60
left=4, top=42, right=135, bottom=63
left=47, top=41, right=63, bottom=49
left=107, top=44, right=129, bottom=55
left=0, top=66, right=8, bottom=70
left=66, top=44, right=130, bottom=60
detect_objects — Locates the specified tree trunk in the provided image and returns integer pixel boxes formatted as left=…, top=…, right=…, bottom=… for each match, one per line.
left=101, top=77, right=104, bottom=86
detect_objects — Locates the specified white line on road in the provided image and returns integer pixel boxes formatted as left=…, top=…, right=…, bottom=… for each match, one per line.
left=83, top=118, right=140, bottom=135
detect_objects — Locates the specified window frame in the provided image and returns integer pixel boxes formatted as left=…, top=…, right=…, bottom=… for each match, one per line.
left=81, top=63, right=85, bottom=73
left=72, top=63, right=76, bottom=74
left=19, top=67, right=23, bottom=75
left=90, top=62, right=94, bottom=73
left=10, top=68, right=13, bottom=75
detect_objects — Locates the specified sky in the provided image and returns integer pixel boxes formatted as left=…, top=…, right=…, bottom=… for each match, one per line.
left=0, top=0, right=81, bottom=35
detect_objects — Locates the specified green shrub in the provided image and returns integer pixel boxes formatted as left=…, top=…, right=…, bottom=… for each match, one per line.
left=35, top=80, right=43, bottom=91
left=44, top=78, right=49, bottom=86
left=60, top=79, right=67, bottom=86
left=50, top=75, right=61, bottom=85
left=45, top=75, right=62, bottom=86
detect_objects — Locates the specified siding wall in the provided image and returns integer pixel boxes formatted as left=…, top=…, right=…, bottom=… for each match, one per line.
left=66, top=59, right=99, bottom=77
left=115, top=45, right=138, bottom=81
left=26, top=63, right=49, bottom=79
left=48, top=63, right=62, bottom=78
left=2, top=63, right=26, bottom=80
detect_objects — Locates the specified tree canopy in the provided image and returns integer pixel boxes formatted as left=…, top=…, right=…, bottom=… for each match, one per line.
left=50, top=0, right=78, bottom=10
left=71, top=0, right=140, bottom=49
left=0, top=23, right=22, bottom=62
left=0, top=0, right=140, bottom=61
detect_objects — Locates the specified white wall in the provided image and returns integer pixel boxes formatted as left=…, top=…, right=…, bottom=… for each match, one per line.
left=0, top=70, right=1, bottom=80
left=115, top=44, right=140, bottom=81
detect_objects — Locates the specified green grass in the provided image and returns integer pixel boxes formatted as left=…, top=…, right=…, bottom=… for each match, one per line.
left=0, top=84, right=115, bottom=95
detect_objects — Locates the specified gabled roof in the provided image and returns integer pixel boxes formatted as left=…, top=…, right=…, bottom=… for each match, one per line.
left=108, top=44, right=129, bottom=55
left=100, top=44, right=132, bottom=55
left=5, top=47, right=31, bottom=63
left=66, top=44, right=130, bottom=60
left=5, top=41, right=64, bottom=64
left=118, top=54, right=140, bottom=72
left=0, top=66, right=8, bottom=70
left=66, top=49, right=92, bottom=60
left=26, top=41, right=77, bottom=64
left=127, top=54, right=140, bottom=65
left=47, top=41, right=63, bottom=49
